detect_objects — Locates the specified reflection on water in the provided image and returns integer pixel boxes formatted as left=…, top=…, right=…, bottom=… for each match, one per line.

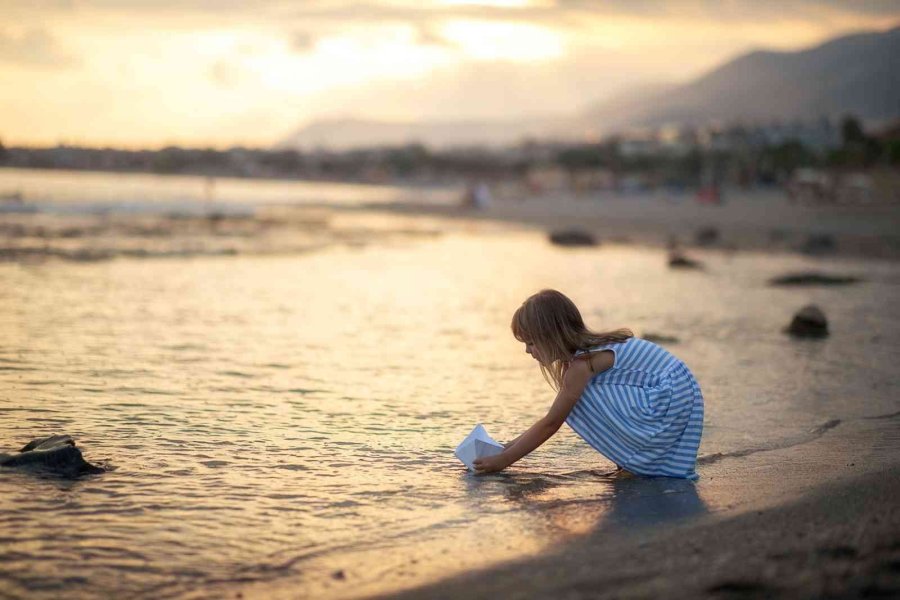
left=1, top=220, right=899, bottom=598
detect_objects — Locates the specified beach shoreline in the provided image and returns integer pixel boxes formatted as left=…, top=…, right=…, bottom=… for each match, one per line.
left=363, top=189, right=900, bottom=262
left=228, top=413, right=900, bottom=600
left=3, top=178, right=900, bottom=264
left=372, top=464, right=900, bottom=600
left=365, top=414, right=900, bottom=600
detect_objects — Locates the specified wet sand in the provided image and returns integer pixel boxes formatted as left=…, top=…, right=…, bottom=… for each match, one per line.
left=370, top=416, right=900, bottom=600
left=377, top=470, right=900, bottom=600
left=373, top=189, right=900, bottom=261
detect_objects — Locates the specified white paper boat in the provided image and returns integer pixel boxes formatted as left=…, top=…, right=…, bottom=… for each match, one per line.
left=454, top=424, right=504, bottom=471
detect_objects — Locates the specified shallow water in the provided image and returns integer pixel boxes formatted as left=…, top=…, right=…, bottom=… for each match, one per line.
left=0, top=167, right=457, bottom=213
left=1, top=181, right=899, bottom=598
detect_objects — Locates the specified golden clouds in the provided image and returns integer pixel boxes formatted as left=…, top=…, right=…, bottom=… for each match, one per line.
left=0, top=1, right=897, bottom=147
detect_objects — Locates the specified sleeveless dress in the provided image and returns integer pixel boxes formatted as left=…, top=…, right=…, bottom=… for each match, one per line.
left=567, top=337, right=704, bottom=479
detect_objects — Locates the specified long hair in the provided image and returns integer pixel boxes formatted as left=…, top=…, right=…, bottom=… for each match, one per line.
left=511, top=289, right=632, bottom=390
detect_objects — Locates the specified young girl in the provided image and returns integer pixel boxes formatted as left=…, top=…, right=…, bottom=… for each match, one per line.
left=473, top=289, right=704, bottom=479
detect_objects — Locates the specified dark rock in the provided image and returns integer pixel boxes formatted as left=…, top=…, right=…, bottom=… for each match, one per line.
left=0, top=435, right=105, bottom=477
left=769, top=272, right=861, bottom=286
left=800, top=233, right=837, bottom=255
left=548, top=230, right=597, bottom=247
left=785, top=305, right=829, bottom=338
left=331, top=569, right=346, bottom=581
left=694, top=226, right=720, bottom=247
left=668, top=251, right=703, bottom=269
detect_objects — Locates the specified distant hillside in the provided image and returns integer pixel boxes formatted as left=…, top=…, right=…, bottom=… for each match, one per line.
left=584, top=25, right=900, bottom=130
left=279, top=25, right=900, bottom=150
left=277, top=116, right=573, bottom=151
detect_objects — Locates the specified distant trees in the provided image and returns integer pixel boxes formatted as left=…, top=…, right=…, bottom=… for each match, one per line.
left=151, top=147, right=230, bottom=174
left=825, top=115, right=886, bottom=168
left=0, top=115, right=896, bottom=188
left=758, top=141, right=817, bottom=182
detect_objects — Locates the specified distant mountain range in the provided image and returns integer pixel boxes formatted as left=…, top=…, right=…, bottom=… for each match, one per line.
left=280, top=25, right=900, bottom=150
left=279, top=116, right=569, bottom=151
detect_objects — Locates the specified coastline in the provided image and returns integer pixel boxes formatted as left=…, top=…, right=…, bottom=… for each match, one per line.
left=373, top=471, right=900, bottom=600
left=362, top=415, right=900, bottom=600
left=224, top=411, right=900, bottom=600
left=363, top=189, right=900, bottom=261
left=3, top=166, right=900, bottom=264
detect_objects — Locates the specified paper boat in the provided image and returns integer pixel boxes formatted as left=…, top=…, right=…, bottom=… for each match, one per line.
left=454, top=424, right=504, bottom=471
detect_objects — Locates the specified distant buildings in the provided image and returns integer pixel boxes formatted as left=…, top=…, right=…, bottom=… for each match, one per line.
left=0, top=116, right=895, bottom=199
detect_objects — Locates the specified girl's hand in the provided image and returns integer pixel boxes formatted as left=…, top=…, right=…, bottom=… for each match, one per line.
left=473, top=453, right=510, bottom=474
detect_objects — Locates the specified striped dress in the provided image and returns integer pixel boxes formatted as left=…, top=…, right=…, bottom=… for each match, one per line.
left=566, top=337, right=704, bottom=479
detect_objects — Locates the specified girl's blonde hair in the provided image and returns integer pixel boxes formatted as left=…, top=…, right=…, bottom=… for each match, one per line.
left=511, top=289, right=632, bottom=390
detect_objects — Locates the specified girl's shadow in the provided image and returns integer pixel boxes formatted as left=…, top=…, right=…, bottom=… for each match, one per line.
left=464, top=468, right=708, bottom=531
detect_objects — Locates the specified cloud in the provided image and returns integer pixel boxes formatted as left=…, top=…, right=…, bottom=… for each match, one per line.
left=0, top=28, right=78, bottom=68
left=280, top=1, right=900, bottom=30
left=7, top=0, right=900, bottom=26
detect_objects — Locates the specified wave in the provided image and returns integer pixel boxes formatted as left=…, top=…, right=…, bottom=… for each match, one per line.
left=698, top=418, right=842, bottom=466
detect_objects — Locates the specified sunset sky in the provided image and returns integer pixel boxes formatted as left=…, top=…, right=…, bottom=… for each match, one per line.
left=1, top=0, right=898, bottom=148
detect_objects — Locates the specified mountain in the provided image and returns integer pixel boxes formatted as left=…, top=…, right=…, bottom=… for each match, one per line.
left=277, top=116, right=573, bottom=151
left=583, top=25, right=900, bottom=130
left=279, top=26, right=900, bottom=150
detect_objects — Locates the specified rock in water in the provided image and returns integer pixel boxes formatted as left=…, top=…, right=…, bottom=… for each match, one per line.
left=0, top=435, right=105, bottom=477
left=769, top=272, right=860, bottom=286
left=694, top=227, right=720, bottom=247
left=800, top=233, right=837, bottom=255
left=668, top=251, right=703, bottom=269
left=785, top=305, right=829, bottom=338
left=548, top=230, right=597, bottom=247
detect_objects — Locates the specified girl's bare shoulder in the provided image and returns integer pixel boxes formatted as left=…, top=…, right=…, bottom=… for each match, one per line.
left=573, top=350, right=615, bottom=375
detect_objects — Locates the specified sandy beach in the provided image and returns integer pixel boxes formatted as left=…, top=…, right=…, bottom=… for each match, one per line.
left=373, top=188, right=900, bottom=261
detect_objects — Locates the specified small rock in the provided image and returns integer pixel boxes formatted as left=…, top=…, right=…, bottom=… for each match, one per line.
left=548, top=229, right=597, bottom=247
left=668, top=251, right=703, bottom=269
left=785, top=305, right=829, bottom=338
left=0, top=435, right=105, bottom=477
left=800, top=233, right=837, bottom=255
left=331, top=569, right=346, bottom=581
left=769, top=272, right=860, bottom=286
left=694, top=226, right=719, bottom=247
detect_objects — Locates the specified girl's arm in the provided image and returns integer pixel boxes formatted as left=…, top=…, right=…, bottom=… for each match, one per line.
left=503, top=434, right=523, bottom=449
left=474, top=356, right=600, bottom=473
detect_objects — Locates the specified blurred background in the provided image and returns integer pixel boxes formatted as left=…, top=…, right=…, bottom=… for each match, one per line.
left=1, top=0, right=898, bottom=205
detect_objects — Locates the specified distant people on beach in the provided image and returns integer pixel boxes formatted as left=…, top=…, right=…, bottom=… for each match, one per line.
left=460, top=182, right=492, bottom=210
left=473, top=289, right=704, bottom=479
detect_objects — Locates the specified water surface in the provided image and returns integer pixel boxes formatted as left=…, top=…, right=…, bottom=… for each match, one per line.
left=1, top=177, right=899, bottom=598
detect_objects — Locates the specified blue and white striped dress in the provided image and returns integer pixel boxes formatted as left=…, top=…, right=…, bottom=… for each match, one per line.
left=566, top=337, right=704, bottom=479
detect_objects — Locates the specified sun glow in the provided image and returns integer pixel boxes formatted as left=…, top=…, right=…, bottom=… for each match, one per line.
left=440, top=20, right=564, bottom=61
left=438, top=0, right=549, bottom=6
